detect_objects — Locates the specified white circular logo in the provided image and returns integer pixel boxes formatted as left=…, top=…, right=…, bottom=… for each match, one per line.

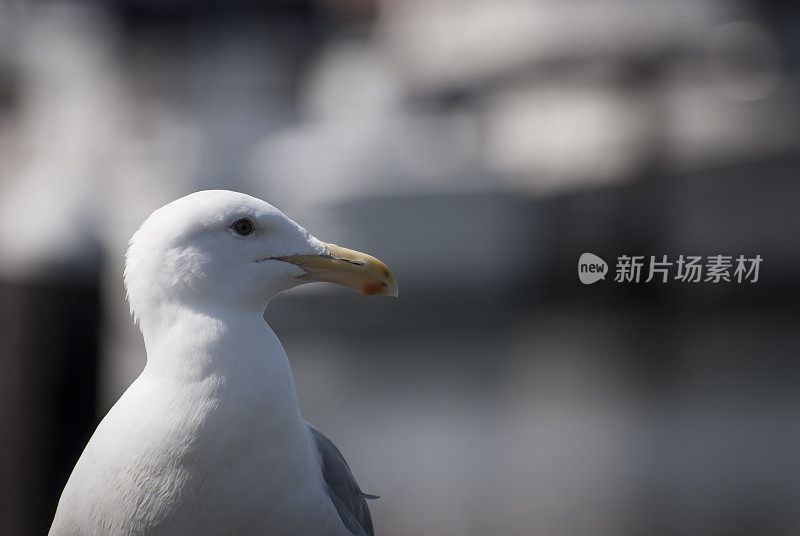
left=578, top=253, right=608, bottom=284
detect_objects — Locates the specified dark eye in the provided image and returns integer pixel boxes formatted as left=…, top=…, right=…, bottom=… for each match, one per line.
left=232, top=218, right=254, bottom=236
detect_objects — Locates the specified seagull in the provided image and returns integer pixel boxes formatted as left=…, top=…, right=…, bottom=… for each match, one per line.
left=49, top=190, right=397, bottom=536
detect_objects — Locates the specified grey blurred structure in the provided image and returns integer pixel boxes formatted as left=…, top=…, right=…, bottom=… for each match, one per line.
left=1, top=1, right=799, bottom=535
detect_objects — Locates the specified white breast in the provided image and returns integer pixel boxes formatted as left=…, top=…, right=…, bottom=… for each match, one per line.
left=49, top=312, right=349, bottom=536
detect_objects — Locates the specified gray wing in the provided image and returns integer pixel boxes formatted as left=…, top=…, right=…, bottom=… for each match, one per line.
left=307, top=423, right=378, bottom=536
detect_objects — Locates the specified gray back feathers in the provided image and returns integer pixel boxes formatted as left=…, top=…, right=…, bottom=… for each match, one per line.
left=308, top=424, right=378, bottom=536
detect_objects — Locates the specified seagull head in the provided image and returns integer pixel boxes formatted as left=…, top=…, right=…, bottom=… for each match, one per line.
left=124, top=190, right=397, bottom=324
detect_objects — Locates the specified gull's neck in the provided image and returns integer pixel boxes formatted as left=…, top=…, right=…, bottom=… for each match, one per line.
left=137, top=300, right=310, bottom=438
left=131, top=302, right=320, bottom=503
left=136, top=302, right=309, bottom=443
left=139, top=302, right=283, bottom=381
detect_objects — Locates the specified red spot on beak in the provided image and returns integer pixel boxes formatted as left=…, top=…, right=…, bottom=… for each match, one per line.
left=362, top=282, right=382, bottom=296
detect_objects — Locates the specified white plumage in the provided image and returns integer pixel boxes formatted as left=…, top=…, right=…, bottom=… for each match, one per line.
left=50, top=190, right=396, bottom=536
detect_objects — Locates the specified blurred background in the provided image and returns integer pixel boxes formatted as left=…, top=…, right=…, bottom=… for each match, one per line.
left=1, top=0, right=799, bottom=535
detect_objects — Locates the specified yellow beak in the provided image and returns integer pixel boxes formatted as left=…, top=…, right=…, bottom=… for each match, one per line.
left=276, top=242, right=398, bottom=297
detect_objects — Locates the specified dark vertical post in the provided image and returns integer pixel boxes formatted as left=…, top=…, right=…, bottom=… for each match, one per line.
left=0, top=278, right=99, bottom=536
